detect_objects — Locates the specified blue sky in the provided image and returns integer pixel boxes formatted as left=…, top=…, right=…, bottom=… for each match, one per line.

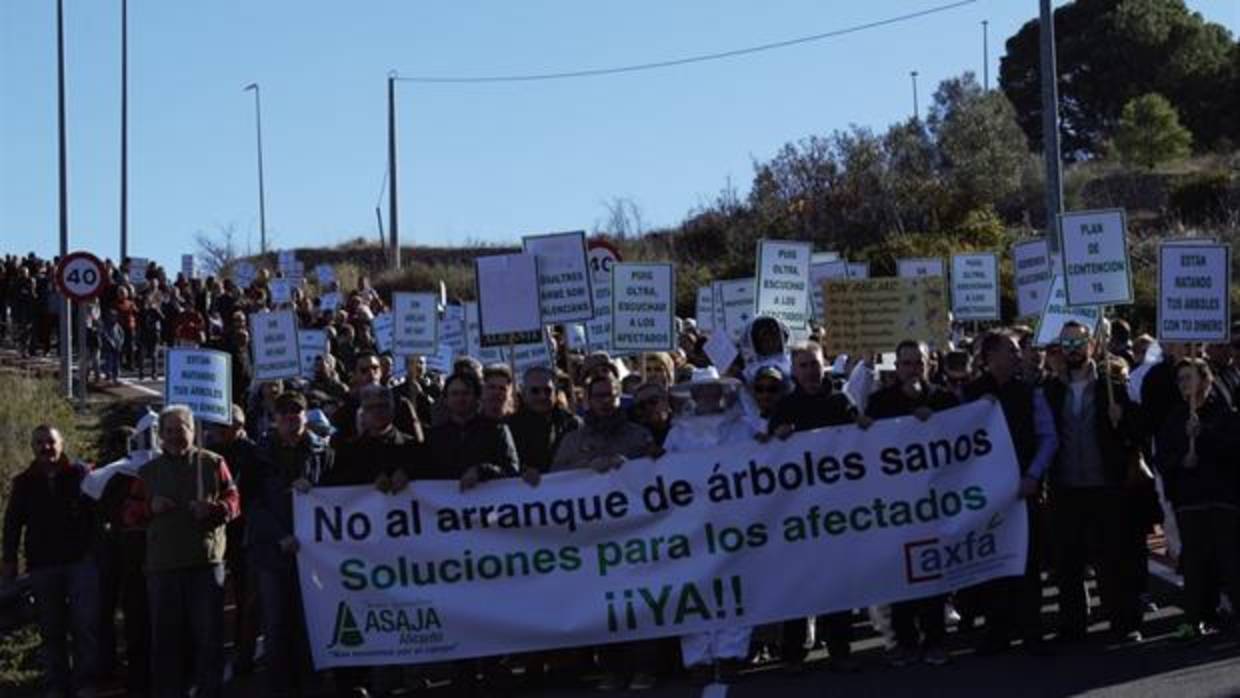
left=2, top=1, right=1237, bottom=270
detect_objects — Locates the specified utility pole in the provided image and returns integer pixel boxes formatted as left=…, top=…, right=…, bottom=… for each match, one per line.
left=120, top=0, right=129, bottom=263
left=1039, top=0, right=1065, bottom=261
left=57, top=0, right=73, bottom=398
left=244, top=83, right=268, bottom=254
left=910, top=71, right=920, bottom=120
left=982, top=20, right=990, bottom=90
left=387, top=72, right=401, bottom=270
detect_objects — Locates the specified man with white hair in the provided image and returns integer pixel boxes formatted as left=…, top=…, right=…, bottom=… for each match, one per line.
left=122, top=405, right=240, bottom=698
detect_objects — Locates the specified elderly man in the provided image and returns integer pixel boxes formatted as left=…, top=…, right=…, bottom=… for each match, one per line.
left=2, top=425, right=99, bottom=698
left=123, top=405, right=240, bottom=698
left=507, top=366, right=582, bottom=482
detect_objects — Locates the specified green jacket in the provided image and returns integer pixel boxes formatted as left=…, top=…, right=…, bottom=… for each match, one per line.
left=128, top=447, right=240, bottom=573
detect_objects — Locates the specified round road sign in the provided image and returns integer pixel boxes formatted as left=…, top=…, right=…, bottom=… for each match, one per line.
left=55, top=251, right=108, bottom=302
left=587, top=239, right=623, bottom=285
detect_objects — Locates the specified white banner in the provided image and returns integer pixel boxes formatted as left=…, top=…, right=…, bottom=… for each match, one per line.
left=1033, top=276, right=1101, bottom=347
left=299, top=330, right=329, bottom=379
left=296, top=401, right=1026, bottom=668
left=523, top=231, right=594, bottom=324
left=1158, top=244, right=1231, bottom=342
left=164, top=348, right=232, bottom=425
left=611, top=263, right=675, bottom=352
left=755, top=240, right=812, bottom=330
left=392, top=292, right=439, bottom=357
left=896, top=258, right=944, bottom=279
left=950, top=253, right=999, bottom=321
left=1059, top=209, right=1133, bottom=306
left=250, top=311, right=301, bottom=382
left=1012, top=239, right=1052, bottom=319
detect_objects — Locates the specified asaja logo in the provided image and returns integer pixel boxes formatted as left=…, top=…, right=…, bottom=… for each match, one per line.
left=903, top=513, right=1003, bottom=584
left=329, top=601, right=365, bottom=648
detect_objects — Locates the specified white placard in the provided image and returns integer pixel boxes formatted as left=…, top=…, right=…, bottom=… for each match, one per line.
left=511, top=337, right=555, bottom=375
left=278, top=250, right=296, bottom=271
left=1012, top=239, right=1052, bottom=319
left=717, top=278, right=756, bottom=343
left=464, top=302, right=506, bottom=364
left=181, top=254, right=197, bottom=280
left=475, top=253, right=543, bottom=347
left=232, top=261, right=256, bottom=289
left=565, top=323, right=589, bottom=351
left=612, top=263, right=676, bottom=352
left=703, top=329, right=738, bottom=372
left=711, top=282, right=726, bottom=332
left=164, top=348, right=232, bottom=426
left=755, top=239, right=812, bottom=330
left=372, top=313, right=395, bottom=355
left=695, top=286, right=715, bottom=333
left=809, top=261, right=849, bottom=320
left=896, top=258, right=944, bottom=279
left=299, top=330, right=329, bottom=379
left=1158, top=244, right=1231, bottom=343
left=127, top=257, right=149, bottom=287
left=811, top=251, right=841, bottom=264
left=1033, top=276, right=1101, bottom=347
left=316, top=264, right=335, bottom=286
left=249, top=310, right=301, bottom=382
left=950, top=253, right=999, bottom=321
left=287, top=262, right=306, bottom=283
left=392, top=292, right=439, bottom=357
left=270, top=278, right=293, bottom=305
left=1059, top=209, right=1133, bottom=306
left=522, top=231, right=594, bottom=324
left=440, top=305, right=468, bottom=358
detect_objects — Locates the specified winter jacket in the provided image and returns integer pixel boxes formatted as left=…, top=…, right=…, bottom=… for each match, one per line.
left=247, top=431, right=334, bottom=570
left=551, top=413, right=653, bottom=472
left=2, top=457, right=95, bottom=571
left=425, top=415, right=519, bottom=481
left=1154, top=396, right=1240, bottom=510
left=506, top=406, right=583, bottom=473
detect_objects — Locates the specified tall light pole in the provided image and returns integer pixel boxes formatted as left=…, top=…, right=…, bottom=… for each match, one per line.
left=120, top=0, right=128, bottom=263
left=910, top=70, right=920, bottom=120
left=982, top=20, right=990, bottom=90
left=1039, top=0, right=1064, bottom=260
left=387, top=72, right=401, bottom=270
left=57, top=0, right=72, bottom=397
left=243, top=83, right=268, bottom=254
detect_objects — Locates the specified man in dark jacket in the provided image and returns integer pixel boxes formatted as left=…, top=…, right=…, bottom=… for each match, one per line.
left=508, top=366, right=581, bottom=483
left=427, top=372, right=519, bottom=487
left=865, top=340, right=959, bottom=666
left=249, top=391, right=334, bottom=697
left=330, top=352, right=423, bottom=446
left=2, top=425, right=99, bottom=697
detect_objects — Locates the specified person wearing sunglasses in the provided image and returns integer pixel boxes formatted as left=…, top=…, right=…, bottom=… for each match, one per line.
left=1042, top=321, right=1146, bottom=645
left=508, top=366, right=582, bottom=486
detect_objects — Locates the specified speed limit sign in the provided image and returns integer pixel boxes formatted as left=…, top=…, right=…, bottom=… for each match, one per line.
left=55, top=251, right=109, bottom=302
left=587, top=239, right=622, bottom=286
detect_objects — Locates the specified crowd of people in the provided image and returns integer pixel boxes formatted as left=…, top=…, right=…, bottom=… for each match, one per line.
left=3, top=251, right=1240, bottom=698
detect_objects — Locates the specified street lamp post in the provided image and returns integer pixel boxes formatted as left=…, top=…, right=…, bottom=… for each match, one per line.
left=57, top=0, right=73, bottom=398
left=910, top=70, right=920, bottom=120
left=120, top=0, right=128, bottom=263
left=243, top=83, right=268, bottom=255
left=387, top=72, right=400, bottom=270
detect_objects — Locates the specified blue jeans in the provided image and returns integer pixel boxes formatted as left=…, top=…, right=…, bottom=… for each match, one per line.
left=30, top=559, right=100, bottom=694
left=147, top=564, right=225, bottom=698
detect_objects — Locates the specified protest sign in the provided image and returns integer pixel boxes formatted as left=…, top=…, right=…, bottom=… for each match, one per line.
left=287, top=262, right=306, bottom=284
left=295, top=401, right=1027, bottom=668
left=164, top=348, right=232, bottom=425
left=316, top=264, right=335, bottom=286
left=320, top=292, right=341, bottom=313
left=755, top=240, right=812, bottom=330
left=181, top=254, right=197, bottom=280
left=299, top=330, right=329, bottom=379
left=523, top=231, right=594, bottom=324
left=811, top=251, right=841, bottom=264
left=439, top=305, right=467, bottom=358
left=896, top=258, right=944, bottom=279
left=847, top=262, right=870, bottom=279
left=1158, top=244, right=1231, bottom=343
left=475, top=254, right=543, bottom=347
left=950, top=253, right=999, bottom=321
left=711, top=282, right=726, bottom=332
left=1012, top=239, right=1052, bottom=319
left=373, top=313, right=394, bottom=355
left=232, top=261, right=256, bottom=289
left=270, top=278, right=293, bottom=305
left=511, top=336, right=555, bottom=375
left=821, top=277, right=949, bottom=357
left=250, top=310, right=301, bottom=381
left=1059, top=209, right=1133, bottom=306
left=1032, top=276, right=1101, bottom=347
left=717, top=278, right=756, bottom=343
left=612, top=263, right=675, bottom=352
left=278, top=250, right=296, bottom=271
left=127, top=257, right=149, bottom=287
left=809, top=261, right=849, bottom=320
left=392, top=293, right=439, bottom=357
left=703, top=329, right=738, bottom=372
left=464, top=302, right=506, bottom=364
left=696, top=287, right=715, bottom=333
left=585, top=243, right=617, bottom=355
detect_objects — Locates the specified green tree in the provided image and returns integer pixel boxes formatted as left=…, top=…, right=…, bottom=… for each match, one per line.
left=1114, top=93, right=1193, bottom=168
left=999, top=0, right=1234, bottom=158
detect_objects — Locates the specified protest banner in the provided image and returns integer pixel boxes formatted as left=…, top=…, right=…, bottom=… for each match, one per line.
left=612, top=263, right=675, bottom=352
left=1059, top=209, right=1133, bottom=307
left=755, top=240, right=812, bottom=330
left=392, top=292, right=439, bottom=357
left=809, top=261, right=849, bottom=321
left=373, top=313, right=395, bottom=355
left=295, top=401, right=1026, bottom=668
left=1032, top=276, right=1101, bottom=347
left=821, top=277, right=949, bottom=356
left=250, top=310, right=301, bottom=381
left=717, top=278, right=756, bottom=343
left=1012, top=239, right=1052, bottom=319
left=695, top=287, right=715, bottom=333
left=523, top=231, right=594, bottom=324
left=1158, top=244, right=1231, bottom=343
left=475, top=254, right=543, bottom=347
left=164, top=348, right=232, bottom=425
left=464, top=302, right=506, bottom=364
left=299, top=330, right=329, bottom=379
left=950, top=253, right=999, bottom=321
left=896, top=258, right=945, bottom=279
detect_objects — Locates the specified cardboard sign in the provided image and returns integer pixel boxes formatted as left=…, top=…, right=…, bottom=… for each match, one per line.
left=164, top=348, right=232, bottom=426
left=464, top=302, right=506, bottom=364
left=372, top=313, right=395, bottom=355
left=392, top=292, right=439, bottom=357
left=475, top=253, right=543, bottom=347
left=717, top=278, right=756, bottom=343
left=287, top=262, right=306, bottom=284
left=440, top=304, right=468, bottom=358
left=270, top=278, right=293, bottom=305
left=127, top=257, right=149, bottom=287
left=1158, top=244, right=1231, bottom=343
left=755, top=239, right=812, bottom=330
left=1059, top=209, right=1133, bottom=306
left=821, top=277, right=949, bottom=357
left=316, top=264, right=335, bottom=286
left=232, top=261, right=256, bottom=289
left=809, top=261, right=849, bottom=320
left=950, top=253, right=999, bottom=321
left=298, top=329, right=328, bottom=379
left=510, top=336, right=555, bottom=375
left=1012, top=239, right=1052, bottom=319
left=695, top=287, right=715, bottom=333
left=611, top=263, right=676, bottom=352
left=522, top=231, right=594, bottom=324
left=1033, top=276, right=1101, bottom=347
left=278, top=250, right=296, bottom=271
left=249, top=310, right=301, bottom=382
left=703, top=329, right=738, bottom=373
left=181, top=254, right=197, bottom=280
left=896, top=258, right=944, bottom=279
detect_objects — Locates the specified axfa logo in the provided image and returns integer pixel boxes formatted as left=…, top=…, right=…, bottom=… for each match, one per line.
left=903, top=513, right=1003, bottom=584
left=329, top=601, right=365, bottom=648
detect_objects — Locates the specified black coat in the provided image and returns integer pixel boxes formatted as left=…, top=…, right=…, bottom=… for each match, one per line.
left=506, top=407, right=582, bottom=473
left=425, top=415, right=519, bottom=481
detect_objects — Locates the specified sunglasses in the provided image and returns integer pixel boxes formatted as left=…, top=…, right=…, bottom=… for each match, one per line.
left=1060, top=338, right=1089, bottom=350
